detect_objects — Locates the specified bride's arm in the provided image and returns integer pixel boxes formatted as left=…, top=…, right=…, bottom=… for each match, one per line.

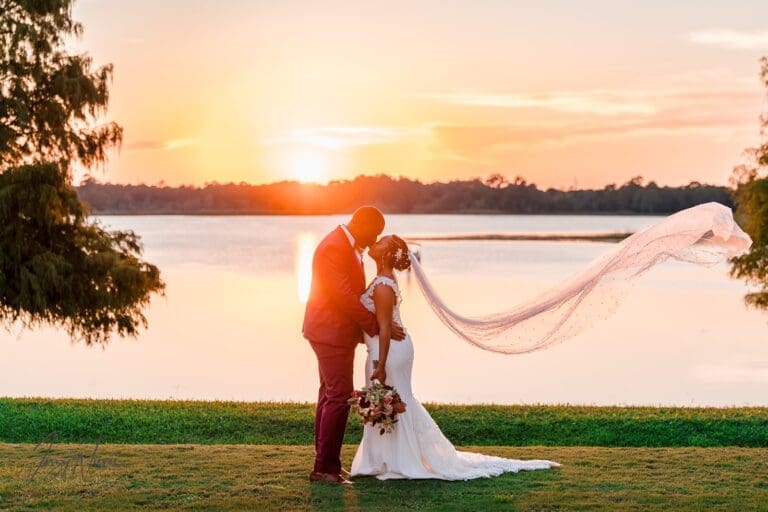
left=371, top=284, right=396, bottom=384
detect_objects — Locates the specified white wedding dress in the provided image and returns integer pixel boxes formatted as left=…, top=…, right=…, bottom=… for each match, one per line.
left=350, top=275, right=560, bottom=480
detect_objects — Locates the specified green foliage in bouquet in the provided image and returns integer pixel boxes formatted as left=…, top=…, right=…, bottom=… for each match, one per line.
left=730, top=57, right=768, bottom=309
left=0, top=0, right=164, bottom=343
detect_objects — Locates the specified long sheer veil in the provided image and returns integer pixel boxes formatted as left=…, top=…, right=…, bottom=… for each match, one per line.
left=408, top=202, right=752, bottom=354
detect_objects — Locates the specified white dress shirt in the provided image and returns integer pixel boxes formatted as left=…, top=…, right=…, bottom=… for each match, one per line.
left=340, top=224, right=364, bottom=265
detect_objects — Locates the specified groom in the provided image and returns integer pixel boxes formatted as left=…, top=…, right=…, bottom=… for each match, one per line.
left=303, top=206, right=405, bottom=485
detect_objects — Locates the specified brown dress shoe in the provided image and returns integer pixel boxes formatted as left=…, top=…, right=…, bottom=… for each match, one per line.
left=309, top=471, right=354, bottom=485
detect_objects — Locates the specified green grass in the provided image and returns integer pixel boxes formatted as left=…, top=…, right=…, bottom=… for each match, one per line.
left=2, top=444, right=767, bottom=511
left=2, top=399, right=767, bottom=510
left=1, top=398, right=768, bottom=447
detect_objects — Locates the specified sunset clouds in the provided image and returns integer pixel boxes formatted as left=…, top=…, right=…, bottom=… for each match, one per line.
left=265, top=83, right=759, bottom=172
left=263, top=126, right=421, bottom=150
left=127, top=138, right=199, bottom=151
left=428, top=85, right=758, bottom=151
left=690, top=29, right=768, bottom=50
left=420, top=91, right=659, bottom=116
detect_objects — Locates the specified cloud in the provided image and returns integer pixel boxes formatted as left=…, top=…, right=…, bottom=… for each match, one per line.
left=422, top=85, right=761, bottom=158
left=263, top=85, right=761, bottom=168
left=689, top=29, right=768, bottom=49
left=430, top=110, right=755, bottom=156
left=126, top=138, right=198, bottom=151
left=263, top=126, right=421, bottom=150
left=421, top=87, right=759, bottom=117
left=422, top=91, right=659, bottom=116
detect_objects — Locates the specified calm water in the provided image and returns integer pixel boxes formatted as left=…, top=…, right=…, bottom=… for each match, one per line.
left=2, top=215, right=766, bottom=406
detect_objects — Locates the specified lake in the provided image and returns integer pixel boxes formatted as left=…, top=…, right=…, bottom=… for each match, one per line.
left=2, top=214, right=766, bottom=406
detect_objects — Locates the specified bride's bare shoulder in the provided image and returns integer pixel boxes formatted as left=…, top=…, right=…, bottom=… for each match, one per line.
left=371, top=275, right=398, bottom=304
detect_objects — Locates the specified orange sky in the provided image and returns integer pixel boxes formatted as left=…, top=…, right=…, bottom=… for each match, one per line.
left=71, top=0, right=768, bottom=188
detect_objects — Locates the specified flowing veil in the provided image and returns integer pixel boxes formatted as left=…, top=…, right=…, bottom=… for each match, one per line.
left=408, top=202, right=753, bottom=354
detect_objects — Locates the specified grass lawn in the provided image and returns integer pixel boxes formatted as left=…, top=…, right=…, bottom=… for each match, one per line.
left=1, top=399, right=767, bottom=510
left=2, top=444, right=767, bottom=511
left=2, top=398, right=768, bottom=446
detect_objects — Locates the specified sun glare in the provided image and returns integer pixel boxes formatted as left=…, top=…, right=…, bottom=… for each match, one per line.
left=289, top=152, right=330, bottom=183
left=296, top=233, right=317, bottom=303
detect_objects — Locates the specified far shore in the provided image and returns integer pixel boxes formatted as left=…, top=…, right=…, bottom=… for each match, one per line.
left=405, top=232, right=633, bottom=242
left=88, top=211, right=666, bottom=217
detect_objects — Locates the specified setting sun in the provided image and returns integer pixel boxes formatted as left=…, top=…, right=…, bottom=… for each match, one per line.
left=288, top=152, right=330, bottom=184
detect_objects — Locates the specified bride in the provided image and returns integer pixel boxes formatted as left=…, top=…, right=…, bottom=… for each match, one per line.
left=350, top=234, right=560, bottom=480
left=349, top=202, right=750, bottom=480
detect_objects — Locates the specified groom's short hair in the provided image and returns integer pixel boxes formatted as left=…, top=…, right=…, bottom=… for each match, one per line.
left=349, top=206, right=385, bottom=233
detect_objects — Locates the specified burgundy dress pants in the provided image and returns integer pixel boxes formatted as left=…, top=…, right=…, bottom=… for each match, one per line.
left=309, top=340, right=356, bottom=475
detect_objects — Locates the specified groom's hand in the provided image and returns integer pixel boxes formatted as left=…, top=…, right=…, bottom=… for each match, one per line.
left=391, top=323, right=406, bottom=341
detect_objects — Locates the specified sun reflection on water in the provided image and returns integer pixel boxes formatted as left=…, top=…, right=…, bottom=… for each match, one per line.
left=296, top=233, right=317, bottom=303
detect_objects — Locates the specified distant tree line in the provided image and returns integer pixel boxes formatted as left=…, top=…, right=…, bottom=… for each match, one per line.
left=76, top=174, right=731, bottom=215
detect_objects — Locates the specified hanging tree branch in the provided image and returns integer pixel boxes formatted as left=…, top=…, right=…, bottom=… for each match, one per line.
left=0, top=0, right=164, bottom=344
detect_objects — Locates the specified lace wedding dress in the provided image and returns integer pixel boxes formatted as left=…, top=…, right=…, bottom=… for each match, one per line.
left=350, top=275, right=560, bottom=480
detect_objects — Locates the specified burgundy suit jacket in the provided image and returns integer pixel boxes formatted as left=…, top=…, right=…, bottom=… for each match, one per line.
left=302, top=227, right=379, bottom=347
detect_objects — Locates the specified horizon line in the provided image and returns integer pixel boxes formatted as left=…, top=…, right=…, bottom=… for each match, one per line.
left=76, top=173, right=731, bottom=192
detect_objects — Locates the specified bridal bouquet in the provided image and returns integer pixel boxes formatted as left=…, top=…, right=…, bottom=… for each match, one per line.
left=348, top=375, right=406, bottom=435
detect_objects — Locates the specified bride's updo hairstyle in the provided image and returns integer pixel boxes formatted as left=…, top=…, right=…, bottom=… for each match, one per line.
left=389, top=235, right=411, bottom=271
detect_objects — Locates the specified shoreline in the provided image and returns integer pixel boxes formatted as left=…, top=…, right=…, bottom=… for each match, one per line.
left=87, top=211, right=667, bottom=217
left=405, top=232, right=633, bottom=242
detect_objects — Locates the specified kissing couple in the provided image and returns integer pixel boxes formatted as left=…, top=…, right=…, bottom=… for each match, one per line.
left=302, top=206, right=559, bottom=484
